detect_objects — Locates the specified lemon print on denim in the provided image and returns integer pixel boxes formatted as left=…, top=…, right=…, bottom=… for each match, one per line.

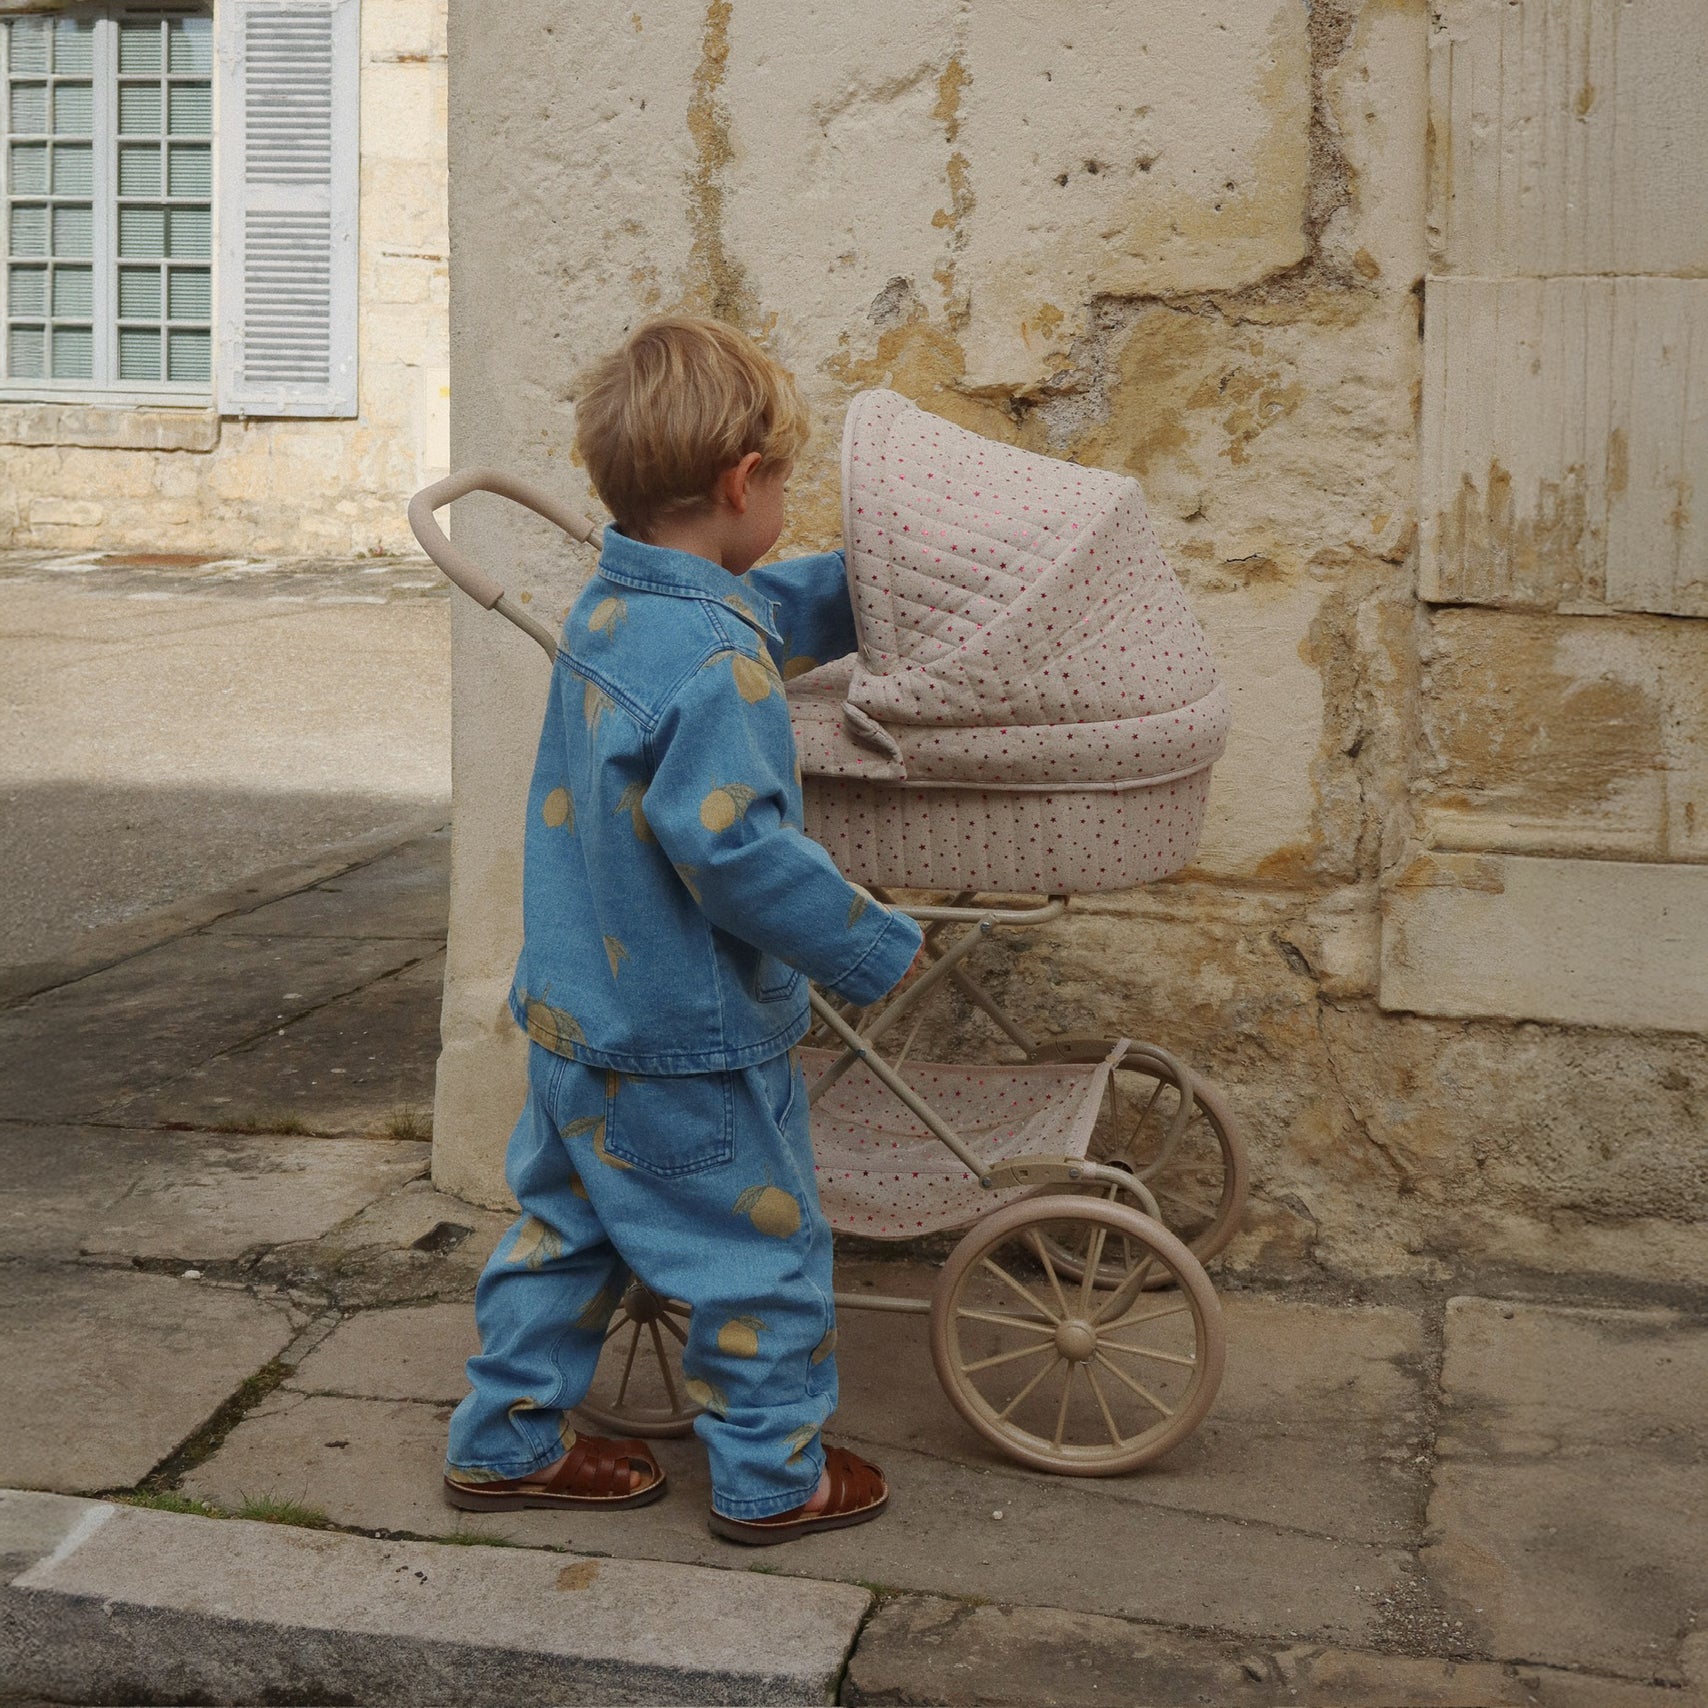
left=588, top=596, right=627, bottom=636
left=446, top=1464, right=508, bottom=1486
left=783, top=1423, right=818, bottom=1464
left=527, top=999, right=585, bottom=1053
left=685, top=1377, right=729, bottom=1415
left=508, top=1216, right=564, bottom=1269
left=568, top=1166, right=589, bottom=1201
left=706, top=648, right=777, bottom=705
left=724, top=592, right=758, bottom=624
left=615, top=781, right=654, bottom=843
left=604, top=935, right=629, bottom=979
left=783, top=653, right=819, bottom=682
left=717, top=1315, right=766, bottom=1359
left=506, top=1396, right=539, bottom=1418
left=583, top=679, right=614, bottom=733
left=734, top=1182, right=801, bottom=1239
left=674, top=863, right=703, bottom=905
left=563, top=1113, right=631, bottom=1172
left=575, top=1283, right=620, bottom=1331
left=700, top=783, right=757, bottom=833
left=811, top=1327, right=837, bottom=1366
left=558, top=1415, right=579, bottom=1451
left=541, top=786, right=574, bottom=832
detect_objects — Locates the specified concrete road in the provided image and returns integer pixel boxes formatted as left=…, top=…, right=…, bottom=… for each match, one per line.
left=0, top=550, right=451, bottom=969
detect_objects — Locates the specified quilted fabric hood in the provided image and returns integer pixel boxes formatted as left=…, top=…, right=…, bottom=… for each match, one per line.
left=791, top=388, right=1229, bottom=790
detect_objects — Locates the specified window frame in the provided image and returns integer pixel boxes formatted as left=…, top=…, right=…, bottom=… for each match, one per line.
left=1, top=1, right=215, bottom=408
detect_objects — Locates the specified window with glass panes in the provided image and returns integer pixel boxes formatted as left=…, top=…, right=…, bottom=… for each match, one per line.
left=3, top=9, right=212, bottom=395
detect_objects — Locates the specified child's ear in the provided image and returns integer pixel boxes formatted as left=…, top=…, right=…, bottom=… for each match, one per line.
left=719, top=451, right=765, bottom=515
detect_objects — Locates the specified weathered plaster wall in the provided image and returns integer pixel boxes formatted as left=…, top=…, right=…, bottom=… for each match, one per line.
left=0, top=0, right=448, bottom=556
left=438, top=0, right=1707, bottom=1282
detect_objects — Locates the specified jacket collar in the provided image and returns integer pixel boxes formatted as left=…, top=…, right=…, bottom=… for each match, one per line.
left=596, top=526, right=781, bottom=643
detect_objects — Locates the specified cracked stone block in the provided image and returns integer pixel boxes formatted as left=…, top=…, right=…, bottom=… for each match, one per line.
left=206, top=829, right=449, bottom=941
left=0, top=1125, right=429, bottom=1262
left=289, top=1302, right=477, bottom=1404
left=0, top=1268, right=296, bottom=1491
left=842, top=1593, right=1692, bottom=1707
left=108, top=951, right=447, bottom=1139
left=0, top=931, right=439, bottom=1125
left=1424, top=1297, right=1708, bottom=1683
left=189, top=1312, right=1409, bottom=1645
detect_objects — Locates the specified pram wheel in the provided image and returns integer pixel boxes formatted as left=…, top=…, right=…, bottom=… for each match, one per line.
left=930, top=1196, right=1224, bottom=1474
left=1032, top=1038, right=1248, bottom=1270
left=572, top=1283, right=699, bottom=1438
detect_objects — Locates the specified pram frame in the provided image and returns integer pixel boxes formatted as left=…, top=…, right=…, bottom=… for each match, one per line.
left=411, top=468, right=1233, bottom=1474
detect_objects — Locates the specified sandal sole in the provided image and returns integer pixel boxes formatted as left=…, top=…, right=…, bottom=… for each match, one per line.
left=442, top=1473, right=667, bottom=1513
left=708, top=1491, right=888, bottom=1546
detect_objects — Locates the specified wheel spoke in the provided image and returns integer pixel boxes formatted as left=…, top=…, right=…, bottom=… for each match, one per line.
left=1084, top=1362, right=1125, bottom=1447
left=1078, top=1222, right=1109, bottom=1308
left=658, top=1310, right=690, bottom=1346
left=1093, top=1350, right=1175, bottom=1416
left=1098, top=1300, right=1189, bottom=1333
left=1129, top=1076, right=1166, bottom=1148
left=1093, top=1254, right=1156, bottom=1320
left=614, top=1319, right=643, bottom=1406
left=962, top=1339, right=1058, bottom=1375
left=1051, top=1362, right=1076, bottom=1450
left=1153, top=1183, right=1220, bottom=1222
left=980, top=1256, right=1059, bottom=1322
left=603, top=1311, right=632, bottom=1344
left=957, top=1307, right=1057, bottom=1334
left=1026, top=1231, right=1072, bottom=1317
left=996, top=1351, right=1063, bottom=1421
left=1098, top=1339, right=1197, bottom=1368
left=649, top=1320, right=681, bottom=1413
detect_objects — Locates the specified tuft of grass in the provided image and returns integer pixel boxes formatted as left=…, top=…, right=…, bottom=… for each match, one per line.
left=383, top=1106, right=433, bottom=1142
left=437, top=1528, right=516, bottom=1547
left=233, top=1494, right=333, bottom=1529
left=113, top=1490, right=223, bottom=1518
left=223, top=1108, right=312, bottom=1136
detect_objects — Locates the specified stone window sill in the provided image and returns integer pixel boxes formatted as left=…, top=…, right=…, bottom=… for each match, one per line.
left=0, top=402, right=222, bottom=453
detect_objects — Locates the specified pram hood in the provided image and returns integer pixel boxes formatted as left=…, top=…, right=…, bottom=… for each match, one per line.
left=791, top=389, right=1229, bottom=791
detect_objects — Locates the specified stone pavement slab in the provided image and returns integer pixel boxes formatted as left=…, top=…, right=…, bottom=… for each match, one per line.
left=106, top=950, right=447, bottom=1138
left=0, top=1125, right=428, bottom=1262
left=187, top=1350, right=1409, bottom=1646
left=0, top=1268, right=297, bottom=1491
left=832, top=1278, right=1430, bottom=1548
left=0, top=569, right=449, bottom=969
left=203, top=826, right=450, bottom=941
left=0, top=930, right=440, bottom=1124
left=0, top=1489, right=868, bottom=1707
left=841, top=1593, right=1693, bottom=1708
left=1424, top=1297, right=1708, bottom=1684
left=290, top=1300, right=479, bottom=1402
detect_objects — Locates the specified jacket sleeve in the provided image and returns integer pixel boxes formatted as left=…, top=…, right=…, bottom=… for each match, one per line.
left=643, top=644, right=921, bottom=1006
left=744, top=551, right=858, bottom=681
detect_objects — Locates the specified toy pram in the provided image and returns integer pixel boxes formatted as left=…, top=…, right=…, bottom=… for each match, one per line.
left=409, top=391, right=1248, bottom=1475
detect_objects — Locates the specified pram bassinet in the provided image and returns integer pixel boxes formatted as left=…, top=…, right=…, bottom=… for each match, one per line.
left=791, top=389, right=1229, bottom=894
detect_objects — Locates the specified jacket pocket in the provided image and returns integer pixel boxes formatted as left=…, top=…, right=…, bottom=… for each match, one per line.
left=602, top=1071, right=735, bottom=1178
left=755, top=953, right=802, bottom=1003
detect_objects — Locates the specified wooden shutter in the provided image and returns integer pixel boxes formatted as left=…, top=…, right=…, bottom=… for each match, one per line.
left=216, top=0, right=358, bottom=416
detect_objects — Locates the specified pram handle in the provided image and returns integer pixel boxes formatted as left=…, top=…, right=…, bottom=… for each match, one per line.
left=408, top=467, right=603, bottom=658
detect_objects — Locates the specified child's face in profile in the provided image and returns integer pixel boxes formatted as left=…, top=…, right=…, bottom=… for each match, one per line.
left=727, top=458, right=791, bottom=574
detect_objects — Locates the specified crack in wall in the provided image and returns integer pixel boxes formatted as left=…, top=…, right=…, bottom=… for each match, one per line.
left=683, top=0, right=755, bottom=326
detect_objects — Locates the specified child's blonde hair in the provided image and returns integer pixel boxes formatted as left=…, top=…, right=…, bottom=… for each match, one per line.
left=574, top=316, right=810, bottom=537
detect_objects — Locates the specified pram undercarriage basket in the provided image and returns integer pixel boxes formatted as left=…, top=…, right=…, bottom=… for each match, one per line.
left=409, top=418, right=1249, bottom=1475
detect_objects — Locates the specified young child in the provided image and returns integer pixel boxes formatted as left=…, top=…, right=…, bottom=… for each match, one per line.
left=443, top=316, right=922, bottom=1543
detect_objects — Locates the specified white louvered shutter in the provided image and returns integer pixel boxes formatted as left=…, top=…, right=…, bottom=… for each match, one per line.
left=216, top=0, right=358, bottom=416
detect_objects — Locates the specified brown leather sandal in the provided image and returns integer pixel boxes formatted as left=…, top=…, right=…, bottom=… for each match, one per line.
left=707, top=1445, right=888, bottom=1545
left=443, top=1435, right=666, bottom=1512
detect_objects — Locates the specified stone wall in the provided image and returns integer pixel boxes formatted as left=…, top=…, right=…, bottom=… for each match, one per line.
left=0, top=0, right=448, bottom=557
left=437, top=0, right=1707, bottom=1282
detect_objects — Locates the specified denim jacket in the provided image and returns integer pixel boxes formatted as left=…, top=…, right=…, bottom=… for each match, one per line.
left=509, top=528, right=923, bottom=1076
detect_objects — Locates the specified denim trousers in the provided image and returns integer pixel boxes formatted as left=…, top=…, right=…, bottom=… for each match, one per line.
left=445, top=1041, right=838, bottom=1519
